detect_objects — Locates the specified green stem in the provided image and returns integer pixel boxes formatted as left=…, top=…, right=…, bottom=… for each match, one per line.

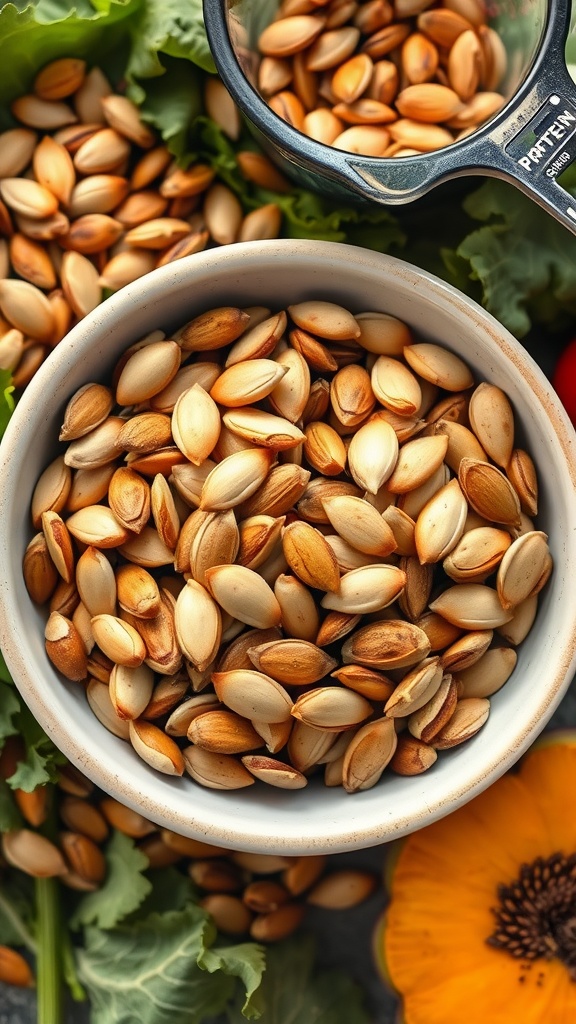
left=0, top=887, right=37, bottom=954
left=35, top=876, right=63, bottom=1024
left=62, top=925, right=86, bottom=1003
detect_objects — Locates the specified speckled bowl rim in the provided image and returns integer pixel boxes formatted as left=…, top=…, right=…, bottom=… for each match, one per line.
left=1, top=239, right=575, bottom=854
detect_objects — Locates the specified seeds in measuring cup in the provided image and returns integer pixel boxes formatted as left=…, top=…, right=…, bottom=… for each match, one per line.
left=254, top=0, right=507, bottom=157
left=27, top=298, right=551, bottom=794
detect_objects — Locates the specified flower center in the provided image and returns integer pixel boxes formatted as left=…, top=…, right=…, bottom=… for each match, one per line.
left=487, top=852, right=576, bottom=980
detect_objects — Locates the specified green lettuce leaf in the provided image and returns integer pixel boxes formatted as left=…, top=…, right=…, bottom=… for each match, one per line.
left=0, top=872, right=36, bottom=949
left=0, top=780, right=23, bottom=832
left=0, top=679, right=20, bottom=745
left=77, top=905, right=265, bottom=1023
left=227, top=935, right=370, bottom=1024
left=445, top=180, right=576, bottom=337
left=125, top=0, right=215, bottom=79
left=71, top=831, right=152, bottom=930
left=0, top=370, right=15, bottom=436
left=0, top=0, right=141, bottom=127
left=199, top=942, right=266, bottom=1020
left=6, top=700, right=67, bottom=792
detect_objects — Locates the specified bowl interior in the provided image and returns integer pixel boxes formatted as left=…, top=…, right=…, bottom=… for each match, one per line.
left=1, top=240, right=575, bottom=854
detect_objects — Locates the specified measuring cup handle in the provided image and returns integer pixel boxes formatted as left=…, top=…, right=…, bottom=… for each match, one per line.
left=488, top=86, right=576, bottom=235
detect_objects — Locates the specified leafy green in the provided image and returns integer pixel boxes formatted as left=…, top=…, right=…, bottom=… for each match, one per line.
left=199, top=942, right=266, bottom=1019
left=227, top=936, right=370, bottom=1024
left=77, top=905, right=265, bottom=1023
left=0, top=370, right=15, bottom=436
left=71, top=831, right=152, bottom=930
left=5, top=701, right=67, bottom=792
left=128, top=864, right=196, bottom=920
left=441, top=180, right=576, bottom=337
left=125, top=0, right=215, bottom=79
left=0, top=0, right=141, bottom=128
left=0, top=780, right=23, bottom=832
left=0, top=679, right=20, bottom=745
left=133, top=54, right=203, bottom=156
left=0, top=872, right=36, bottom=952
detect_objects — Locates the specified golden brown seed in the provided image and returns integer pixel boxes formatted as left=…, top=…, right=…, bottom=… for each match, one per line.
left=259, top=15, right=326, bottom=57
left=308, top=869, right=377, bottom=906
left=129, top=719, right=185, bottom=776
left=2, top=829, right=67, bottom=878
left=188, top=710, right=262, bottom=755
left=282, top=519, right=341, bottom=592
left=32, top=135, right=76, bottom=206
left=45, top=611, right=88, bottom=682
left=390, top=733, right=437, bottom=775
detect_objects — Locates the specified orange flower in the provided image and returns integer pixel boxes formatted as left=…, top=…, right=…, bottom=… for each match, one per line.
left=375, top=735, right=576, bottom=1024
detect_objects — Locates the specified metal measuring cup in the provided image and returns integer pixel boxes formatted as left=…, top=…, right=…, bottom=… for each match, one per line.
left=204, top=0, right=576, bottom=234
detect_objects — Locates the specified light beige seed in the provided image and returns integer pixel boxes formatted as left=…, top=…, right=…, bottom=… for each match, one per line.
left=109, top=662, right=155, bottom=721
left=180, top=306, right=251, bottom=352
left=404, top=342, right=474, bottom=392
left=390, top=733, right=438, bottom=775
left=291, top=686, right=373, bottom=731
left=41, top=510, right=74, bottom=584
left=114, top=190, right=168, bottom=228
left=432, top=697, right=490, bottom=749
left=2, top=829, right=67, bottom=878
left=63, top=415, right=124, bottom=470
left=496, top=531, right=551, bottom=610
left=274, top=574, right=320, bottom=642
left=223, top=407, right=305, bottom=450
left=322, top=494, right=397, bottom=556
left=11, top=95, right=77, bottom=129
left=330, top=364, right=375, bottom=426
left=342, top=619, right=431, bottom=670
left=237, top=515, right=284, bottom=571
left=430, top=584, right=513, bottom=629
left=458, top=647, right=517, bottom=699
left=287, top=721, right=337, bottom=773
left=61, top=251, right=101, bottom=318
left=129, top=720, right=185, bottom=776
left=384, top=657, right=443, bottom=717
left=340, top=717, right=397, bottom=793
left=190, top=509, right=240, bottom=586
left=116, top=564, right=161, bottom=620
left=212, top=670, right=293, bottom=723
left=66, top=505, right=130, bottom=548
left=355, top=313, right=411, bottom=356
left=304, top=421, right=347, bottom=476
left=332, top=53, right=374, bottom=102
left=402, top=31, right=439, bottom=84
left=336, top=125, right=393, bottom=155
left=282, top=520, right=341, bottom=592
left=59, top=383, right=113, bottom=442
left=414, top=478, right=468, bottom=564
left=91, top=614, right=146, bottom=667
left=497, top=594, right=538, bottom=646
left=175, top=579, right=222, bottom=671
left=188, top=711, right=262, bottom=755
left=108, top=467, right=151, bottom=534
left=288, top=300, right=360, bottom=341
left=32, top=135, right=76, bottom=207
left=468, top=382, right=515, bottom=469
left=395, top=83, right=463, bottom=123
left=269, top=348, right=311, bottom=423
left=443, top=526, right=511, bottom=582
left=75, top=546, right=116, bottom=618
left=387, top=435, right=449, bottom=494
left=115, top=341, right=181, bottom=405
left=150, top=363, right=221, bottom=413
left=183, top=746, right=255, bottom=789
left=171, top=384, right=221, bottom=466
left=66, top=465, right=116, bottom=513
left=205, top=564, right=282, bottom=629
left=347, top=418, right=398, bottom=493
left=387, top=118, right=454, bottom=151
left=23, top=533, right=58, bottom=605
left=446, top=91, right=505, bottom=129
left=225, top=311, right=286, bottom=365
left=371, top=355, right=422, bottom=415
left=0, top=279, right=55, bottom=341
left=448, top=29, right=482, bottom=101
left=124, top=217, right=191, bottom=249
left=73, top=128, right=130, bottom=174
left=459, top=458, right=521, bottom=527
left=44, top=611, right=88, bottom=681
left=31, top=456, right=71, bottom=529
left=68, top=175, right=129, bottom=219
left=242, top=755, right=308, bottom=790
left=479, top=24, right=507, bottom=90
left=321, top=564, right=406, bottom=614
left=72, top=66, right=111, bottom=122
left=210, top=359, right=287, bottom=408
left=119, top=527, right=175, bottom=567
left=0, top=128, right=37, bottom=178
left=440, top=629, right=493, bottom=674
left=100, top=94, right=155, bottom=148
left=258, top=55, right=293, bottom=95
left=306, top=26, right=360, bottom=72
left=249, top=638, right=337, bottom=686
left=200, top=448, right=274, bottom=510
left=258, top=15, right=326, bottom=57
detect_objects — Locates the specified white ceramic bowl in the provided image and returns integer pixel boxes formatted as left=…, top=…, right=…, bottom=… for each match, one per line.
left=1, top=240, right=575, bottom=855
